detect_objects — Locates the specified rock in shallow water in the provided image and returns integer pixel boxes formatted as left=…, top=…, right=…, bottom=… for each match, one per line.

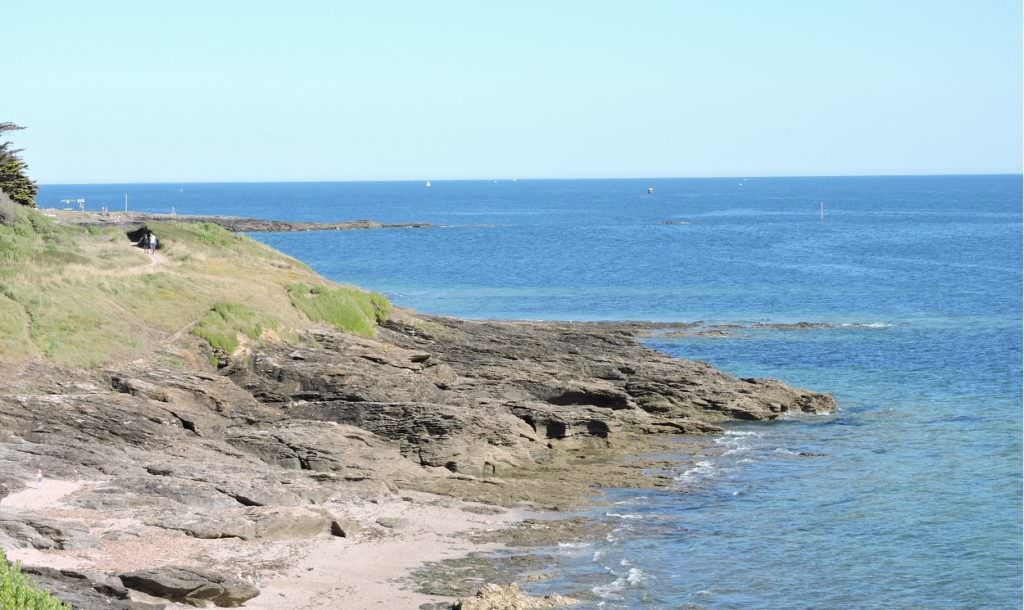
left=455, top=583, right=576, bottom=610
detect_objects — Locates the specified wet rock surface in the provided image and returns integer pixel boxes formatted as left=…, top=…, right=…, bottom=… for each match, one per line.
left=0, top=312, right=833, bottom=608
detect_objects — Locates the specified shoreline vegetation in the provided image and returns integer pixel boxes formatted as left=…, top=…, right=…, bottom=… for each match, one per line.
left=0, top=206, right=834, bottom=609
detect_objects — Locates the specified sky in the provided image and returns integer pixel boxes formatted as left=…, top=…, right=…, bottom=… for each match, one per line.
left=3, top=0, right=1021, bottom=183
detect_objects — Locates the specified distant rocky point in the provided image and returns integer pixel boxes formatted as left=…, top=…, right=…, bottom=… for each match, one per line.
left=41, top=208, right=437, bottom=232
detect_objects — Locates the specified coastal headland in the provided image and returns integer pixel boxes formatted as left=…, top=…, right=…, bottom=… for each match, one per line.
left=0, top=208, right=833, bottom=609
left=41, top=208, right=438, bottom=232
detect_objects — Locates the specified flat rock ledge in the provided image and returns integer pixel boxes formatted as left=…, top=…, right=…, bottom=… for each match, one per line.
left=119, top=567, right=259, bottom=607
left=0, top=312, right=834, bottom=608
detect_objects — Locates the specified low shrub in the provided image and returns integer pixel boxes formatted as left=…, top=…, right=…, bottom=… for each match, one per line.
left=0, top=548, right=72, bottom=609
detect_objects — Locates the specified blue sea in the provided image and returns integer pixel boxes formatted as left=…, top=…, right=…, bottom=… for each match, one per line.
left=40, top=176, right=1022, bottom=609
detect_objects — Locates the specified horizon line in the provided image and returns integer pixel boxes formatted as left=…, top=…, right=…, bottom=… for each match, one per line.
left=36, top=171, right=1024, bottom=186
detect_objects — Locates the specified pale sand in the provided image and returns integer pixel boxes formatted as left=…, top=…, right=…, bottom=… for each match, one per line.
left=0, top=478, right=88, bottom=510
left=245, top=495, right=524, bottom=610
left=2, top=480, right=525, bottom=609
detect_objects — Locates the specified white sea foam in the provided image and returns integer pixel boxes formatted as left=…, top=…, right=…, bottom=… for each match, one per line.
left=676, top=460, right=716, bottom=484
left=724, top=429, right=763, bottom=437
left=558, top=541, right=591, bottom=549
left=592, top=577, right=627, bottom=598
left=614, top=494, right=649, bottom=505
left=721, top=445, right=752, bottom=456
left=626, top=567, right=646, bottom=585
left=605, top=512, right=643, bottom=520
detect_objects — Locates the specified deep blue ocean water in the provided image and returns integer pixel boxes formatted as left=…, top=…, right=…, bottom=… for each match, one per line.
left=40, top=176, right=1022, bottom=609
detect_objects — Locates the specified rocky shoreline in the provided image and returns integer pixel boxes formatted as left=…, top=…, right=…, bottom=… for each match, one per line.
left=0, top=309, right=833, bottom=609
left=40, top=208, right=438, bottom=232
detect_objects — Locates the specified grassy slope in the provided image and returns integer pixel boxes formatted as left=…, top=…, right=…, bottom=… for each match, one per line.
left=0, top=207, right=390, bottom=367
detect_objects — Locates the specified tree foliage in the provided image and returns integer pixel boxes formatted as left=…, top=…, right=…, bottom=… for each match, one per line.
left=0, top=122, right=37, bottom=207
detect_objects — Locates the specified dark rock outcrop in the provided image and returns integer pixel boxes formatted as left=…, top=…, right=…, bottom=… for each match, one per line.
left=0, top=312, right=833, bottom=608
left=20, top=566, right=165, bottom=610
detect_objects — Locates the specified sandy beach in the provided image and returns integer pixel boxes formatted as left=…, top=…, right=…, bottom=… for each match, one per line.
left=3, top=478, right=526, bottom=608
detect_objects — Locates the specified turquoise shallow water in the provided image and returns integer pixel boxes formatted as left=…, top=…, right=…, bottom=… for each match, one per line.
left=40, top=175, right=1023, bottom=608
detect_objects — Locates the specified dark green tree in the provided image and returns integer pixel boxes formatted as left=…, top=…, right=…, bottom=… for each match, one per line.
left=0, top=123, right=37, bottom=207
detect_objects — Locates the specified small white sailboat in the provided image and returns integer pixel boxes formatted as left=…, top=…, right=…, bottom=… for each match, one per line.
left=425, top=180, right=432, bottom=188
left=647, top=186, right=655, bottom=194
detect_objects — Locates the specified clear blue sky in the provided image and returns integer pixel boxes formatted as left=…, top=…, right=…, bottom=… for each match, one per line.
left=4, top=0, right=1021, bottom=183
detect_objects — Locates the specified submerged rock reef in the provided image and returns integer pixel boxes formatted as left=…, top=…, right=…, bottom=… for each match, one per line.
left=0, top=311, right=832, bottom=608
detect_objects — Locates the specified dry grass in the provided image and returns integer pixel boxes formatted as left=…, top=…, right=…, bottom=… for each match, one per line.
left=0, top=190, right=18, bottom=226
left=0, top=211, right=389, bottom=367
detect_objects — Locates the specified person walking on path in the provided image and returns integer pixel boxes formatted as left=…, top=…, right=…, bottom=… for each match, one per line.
left=144, top=230, right=158, bottom=255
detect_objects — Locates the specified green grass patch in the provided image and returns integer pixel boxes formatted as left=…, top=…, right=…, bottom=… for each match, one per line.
left=154, top=221, right=237, bottom=248
left=192, top=302, right=281, bottom=354
left=2, top=279, right=124, bottom=368
left=150, top=221, right=307, bottom=266
left=0, top=548, right=71, bottom=609
left=287, top=283, right=391, bottom=338
left=112, top=271, right=217, bottom=332
left=0, top=212, right=80, bottom=266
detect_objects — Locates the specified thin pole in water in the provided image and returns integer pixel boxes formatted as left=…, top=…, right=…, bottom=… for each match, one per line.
left=124, top=192, right=128, bottom=212
left=819, top=201, right=824, bottom=221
